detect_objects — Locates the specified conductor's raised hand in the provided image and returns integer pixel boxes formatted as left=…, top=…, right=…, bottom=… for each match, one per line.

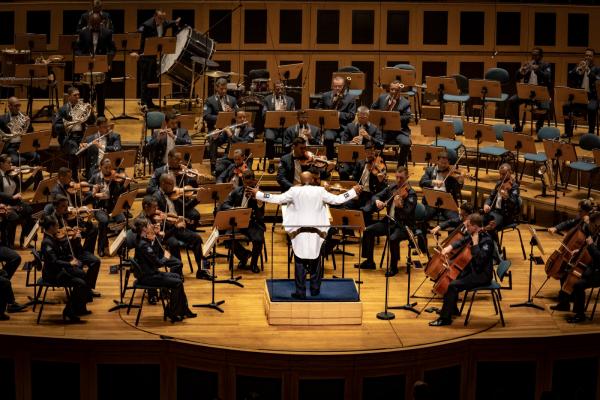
left=353, top=185, right=363, bottom=195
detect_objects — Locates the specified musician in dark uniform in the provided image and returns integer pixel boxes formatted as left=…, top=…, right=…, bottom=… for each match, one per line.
left=81, top=117, right=122, bottom=180
left=218, top=170, right=265, bottom=273
left=147, top=150, right=200, bottom=196
left=358, top=167, right=417, bottom=276
left=0, top=234, right=26, bottom=320
left=563, top=48, right=600, bottom=138
left=75, top=12, right=116, bottom=118
left=77, top=0, right=113, bottom=33
left=277, top=137, right=310, bottom=193
left=430, top=202, right=474, bottom=236
left=263, top=82, right=296, bottom=173
left=430, top=213, right=495, bottom=326
left=0, top=97, right=36, bottom=166
left=40, top=215, right=93, bottom=322
left=217, top=149, right=249, bottom=186
left=207, top=109, right=253, bottom=173
left=371, top=80, right=412, bottom=167
left=203, top=78, right=239, bottom=131
left=133, top=218, right=196, bottom=322
left=507, top=47, right=552, bottom=133
left=482, top=163, right=520, bottom=232
left=282, top=110, right=321, bottom=154
left=147, top=112, right=191, bottom=169
left=316, top=76, right=357, bottom=159
left=419, top=151, right=463, bottom=223
left=133, top=9, right=182, bottom=108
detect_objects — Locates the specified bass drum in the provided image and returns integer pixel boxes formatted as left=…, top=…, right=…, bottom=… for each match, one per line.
left=160, top=27, right=216, bottom=88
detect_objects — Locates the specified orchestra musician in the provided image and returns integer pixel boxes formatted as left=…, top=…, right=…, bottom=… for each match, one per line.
left=507, top=47, right=552, bottom=133
left=75, top=12, right=116, bottom=118
left=43, top=196, right=101, bottom=297
left=277, top=137, right=310, bottom=192
left=358, top=167, right=417, bottom=276
left=217, top=149, right=250, bottom=187
left=371, top=80, right=412, bottom=167
left=419, top=151, right=464, bottom=222
left=147, top=150, right=201, bottom=196
left=207, top=110, right=255, bottom=174
left=81, top=117, right=122, bottom=180
left=0, top=154, right=41, bottom=248
left=147, top=112, right=192, bottom=169
left=429, top=213, right=495, bottom=326
left=132, top=218, right=196, bottom=322
left=40, top=215, right=93, bottom=322
left=131, top=9, right=182, bottom=109
left=77, top=0, right=113, bottom=33
left=219, top=170, right=265, bottom=273
left=89, top=158, right=131, bottom=257
left=563, top=48, right=600, bottom=138
left=430, top=202, right=474, bottom=236
left=0, top=97, right=36, bottom=166
left=316, top=76, right=357, bottom=159
left=482, top=163, right=521, bottom=233
left=203, top=78, right=239, bottom=132
left=250, top=171, right=361, bottom=299
left=282, top=110, right=321, bottom=154
left=0, top=230, right=26, bottom=319
left=263, top=81, right=296, bottom=173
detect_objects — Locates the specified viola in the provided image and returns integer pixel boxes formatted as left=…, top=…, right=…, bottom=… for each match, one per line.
left=301, top=151, right=336, bottom=172
left=369, top=155, right=386, bottom=176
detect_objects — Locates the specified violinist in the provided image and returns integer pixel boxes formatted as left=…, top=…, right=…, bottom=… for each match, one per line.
left=431, top=202, right=474, bottom=237
left=358, top=167, right=417, bottom=276
left=219, top=170, right=265, bottom=273
left=371, top=80, right=412, bottom=167
left=277, top=136, right=311, bottom=192
left=0, top=97, right=36, bottom=166
left=217, top=149, right=249, bottom=187
left=89, top=158, right=130, bottom=257
left=147, top=150, right=201, bottom=196
left=147, top=112, right=191, bottom=169
left=40, top=215, right=93, bottom=322
left=564, top=48, right=599, bottom=138
left=419, top=151, right=463, bottom=223
left=132, top=218, right=196, bottom=322
left=316, top=76, right=357, bottom=159
left=429, top=213, right=495, bottom=326
left=0, top=154, right=40, bottom=248
left=44, top=195, right=101, bottom=295
left=482, top=163, right=521, bottom=233
left=207, top=109, right=255, bottom=173
left=81, top=117, right=122, bottom=180
left=263, top=81, right=296, bottom=174
left=282, top=110, right=321, bottom=155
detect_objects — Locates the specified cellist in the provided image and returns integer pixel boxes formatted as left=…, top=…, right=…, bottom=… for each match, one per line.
left=429, top=213, right=495, bottom=327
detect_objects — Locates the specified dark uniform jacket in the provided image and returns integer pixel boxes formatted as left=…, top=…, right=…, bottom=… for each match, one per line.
left=152, top=189, right=199, bottom=218
left=351, top=160, right=388, bottom=194
left=133, top=237, right=163, bottom=279
left=484, top=180, right=520, bottom=219
left=419, top=166, right=463, bottom=205
left=262, top=94, right=296, bottom=114
left=88, top=172, right=127, bottom=213
left=370, top=94, right=412, bottom=133
left=0, top=172, right=34, bottom=204
left=75, top=27, right=116, bottom=57
left=568, top=65, right=600, bottom=100
left=515, top=61, right=552, bottom=88
left=138, top=17, right=180, bottom=53
left=203, top=94, right=239, bottom=130
left=450, top=231, right=495, bottom=279
left=341, top=122, right=384, bottom=148
left=147, top=127, right=191, bottom=168
left=373, top=184, right=417, bottom=228
left=146, top=165, right=198, bottom=195
left=219, top=185, right=266, bottom=231
left=316, top=91, right=356, bottom=127
left=40, top=235, right=76, bottom=282
left=77, top=10, right=113, bottom=33
left=282, top=124, right=321, bottom=150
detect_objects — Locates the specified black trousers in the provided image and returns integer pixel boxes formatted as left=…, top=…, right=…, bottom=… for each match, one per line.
left=0, top=246, right=20, bottom=279
left=140, top=272, right=190, bottom=318
left=294, top=255, right=322, bottom=294
left=424, top=205, right=459, bottom=224
left=507, top=95, right=549, bottom=132
left=62, top=132, right=83, bottom=181
left=56, top=267, right=92, bottom=315
left=384, top=130, right=411, bottom=167
left=361, top=219, right=409, bottom=268
left=562, top=99, right=598, bottom=136
left=0, top=275, right=15, bottom=313
left=440, top=268, right=491, bottom=320
left=165, top=227, right=204, bottom=270
left=4, top=203, right=35, bottom=248
left=95, top=210, right=125, bottom=254
left=230, top=226, right=265, bottom=267
left=138, top=56, right=158, bottom=106
left=76, top=250, right=101, bottom=290
left=264, top=128, right=283, bottom=160
left=323, top=129, right=341, bottom=159
left=572, top=267, right=600, bottom=314
left=208, top=134, right=229, bottom=166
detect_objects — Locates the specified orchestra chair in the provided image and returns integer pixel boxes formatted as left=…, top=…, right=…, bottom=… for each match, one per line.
left=519, top=126, right=559, bottom=181
left=217, top=234, right=266, bottom=272
left=478, top=124, right=513, bottom=173
left=444, top=116, right=464, bottom=135
left=443, top=74, right=470, bottom=119
left=482, top=68, right=510, bottom=123
left=127, top=258, right=169, bottom=326
left=498, top=197, right=527, bottom=260
left=392, top=64, right=421, bottom=122
left=378, top=203, right=427, bottom=269
left=565, top=133, right=600, bottom=197
left=459, top=259, right=511, bottom=327
left=338, top=65, right=363, bottom=98
left=144, top=111, right=166, bottom=172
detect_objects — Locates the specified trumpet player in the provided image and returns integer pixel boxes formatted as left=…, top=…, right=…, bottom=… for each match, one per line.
left=282, top=110, right=321, bottom=153
left=0, top=97, right=36, bottom=166
left=339, top=107, right=383, bottom=180
left=147, top=112, right=191, bottom=169
left=81, top=117, right=122, bottom=180
left=263, top=81, right=295, bottom=173
left=77, top=0, right=113, bottom=33
left=507, top=47, right=552, bottom=133
left=370, top=80, right=412, bottom=167
left=564, top=48, right=599, bottom=138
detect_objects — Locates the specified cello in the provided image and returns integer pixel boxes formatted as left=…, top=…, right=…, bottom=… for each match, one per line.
left=424, top=226, right=466, bottom=282
left=433, top=241, right=472, bottom=295
left=561, top=218, right=600, bottom=294
left=545, top=222, right=588, bottom=280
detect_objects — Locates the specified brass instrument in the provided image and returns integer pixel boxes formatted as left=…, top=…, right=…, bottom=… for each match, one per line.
left=63, top=100, right=92, bottom=134
left=3, top=112, right=30, bottom=141
left=576, top=60, right=591, bottom=75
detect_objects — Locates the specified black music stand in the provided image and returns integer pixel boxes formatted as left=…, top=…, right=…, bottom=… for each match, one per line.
left=543, top=140, right=577, bottom=223
left=329, top=209, right=364, bottom=285
left=215, top=111, right=236, bottom=129
left=194, top=228, right=225, bottom=312
left=20, top=130, right=52, bottom=155
left=516, top=83, right=551, bottom=136
left=213, top=208, right=252, bottom=287
left=14, top=33, right=46, bottom=64
left=196, top=183, right=234, bottom=216
left=112, top=33, right=141, bottom=121
left=411, top=144, right=445, bottom=167
left=423, top=188, right=458, bottom=226
left=104, top=149, right=136, bottom=172
left=74, top=55, right=108, bottom=113
left=306, top=109, right=339, bottom=133
left=425, top=76, right=459, bottom=119
left=389, top=226, right=423, bottom=315
left=377, top=209, right=399, bottom=321
left=510, top=225, right=545, bottom=311
left=175, top=144, right=205, bottom=167
left=337, top=144, right=366, bottom=165
left=464, top=121, right=496, bottom=206
left=468, top=79, right=502, bottom=124
left=15, top=64, right=47, bottom=118
left=368, top=110, right=401, bottom=136
left=420, top=119, right=455, bottom=147
left=144, top=37, right=176, bottom=111
left=108, top=190, right=138, bottom=312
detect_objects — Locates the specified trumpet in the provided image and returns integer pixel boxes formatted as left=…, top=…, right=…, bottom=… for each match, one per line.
left=520, top=60, right=536, bottom=74
left=207, top=121, right=249, bottom=137
left=576, top=60, right=590, bottom=75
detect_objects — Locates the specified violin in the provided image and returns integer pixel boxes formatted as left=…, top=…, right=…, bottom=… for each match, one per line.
left=169, top=185, right=201, bottom=200
left=369, top=155, right=386, bottom=177
left=301, top=151, right=336, bottom=172
left=66, top=206, right=98, bottom=220
left=55, top=226, right=83, bottom=241
left=106, top=170, right=136, bottom=184
left=157, top=212, right=193, bottom=226
left=233, top=162, right=249, bottom=178
left=8, top=165, right=44, bottom=177
left=66, top=181, right=91, bottom=194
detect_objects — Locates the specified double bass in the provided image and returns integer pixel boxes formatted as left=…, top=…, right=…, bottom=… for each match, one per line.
left=545, top=222, right=588, bottom=280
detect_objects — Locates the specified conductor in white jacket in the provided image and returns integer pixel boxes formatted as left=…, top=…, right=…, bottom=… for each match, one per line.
left=249, top=172, right=362, bottom=299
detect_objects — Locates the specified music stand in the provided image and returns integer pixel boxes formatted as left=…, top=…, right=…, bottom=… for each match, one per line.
left=277, top=62, right=303, bottom=82
left=380, top=67, right=416, bottom=88
left=196, top=183, right=234, bottom=215
left=58, top=34, right=80, bottom=84
left=107, top=190, right=138, bottom=312
left=503, top=132, right=537, bottom=180
left=215, top=112, right=236, bottom=129
left=74, top=55, right=108, bottom=112
left=306, top=109, right=340, bottom=132
left=213, top=208, right=252, bottom=287
left=264, top=111, right=297, bottom=131
left=389, top=226, right=422, bottom=315
left=425, top=76, right=459, bottom=119
left=175, top=144, right=205, bottom=168
left=112, top=33, right=142, bottom=121
left=332, top=72, right=365, bottom=92
left=420, top=119, right=455, bottom=146
left=516, top=83, right=551, bottom=136
left=464, top=121, right=496, bottom=204
left=19, top=130, right=52, bottom=154
left=510, top=225, right=545, bottom=311
left=15, top=64, right=48, bottom=117
left=543, top=140, right=577, bottom=223
left=554, top=86, right=589, bottom=130
left=144, top=37, right=177, bottom=111
left=194, top=227, right=225, bottom=312
left=15, top=33, right=46, bottom=63
left=329, top=209, right=364, bottom=290
left=337, top=144, right=366, bottom=164
left=423, top=187, right=458, bottom=226
left=468, top=79, right=502, bottom=124
left=368, top=110, right=402, bottom=134
left=31, top=177, right=58, bottom=203
left=104, top=150, right=137, bottom=171
left=228, top=142, right=266, bottom=169
left=411, top=144, right=445, bottom=166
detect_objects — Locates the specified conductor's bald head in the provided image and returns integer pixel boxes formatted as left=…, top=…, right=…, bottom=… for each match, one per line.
left=300, top=171, right=313, bottom=185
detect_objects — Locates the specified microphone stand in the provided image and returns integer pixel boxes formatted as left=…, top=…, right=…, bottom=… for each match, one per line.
left=377, top=212, right=396, bottom=320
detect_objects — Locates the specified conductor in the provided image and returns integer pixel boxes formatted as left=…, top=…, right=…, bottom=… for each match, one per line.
left=249, top=172, right=362, bottom=299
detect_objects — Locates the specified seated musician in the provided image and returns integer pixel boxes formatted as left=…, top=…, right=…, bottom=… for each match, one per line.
left=339, top=107, right=384, bottom=180
left=263, top=81, right=296, bottom=174
left=371, top=80, right=412, bottom=167
left=89, top=158, right=131, bottom=257
left=0, top=235, right=26, bottom=320
left=482, top=163, right=520, bottom=232
left=82, top=117, right=122, bottom=180
left=49, top=169, right=98, bottom=254
left=431, top=202, right=474, bottom=236
left=218, top=170, right=265, bottom=273
left=429, top=213, right=495, bottom=326
left=208, top=110, right=255, bottom=175
left=217, top=149, right=250, bottom=187
left=53, top=87, right=95, bottom=181
left=316, top=76, right=357, bottom=159
left=0, top=96, right=36, bottom=166
left=40, top=215, right=94, bottom=322
left=282, top=110, right=321, bottom=154
left=419, top=151, right=463, bottom=223
left=277, top=137, right=311, bottom=193
left=204, top=78, right=239, bottom=170
left=563, top=48, right=600, bottom=138
left=358, top=167, right=417, bottom=276
left=0, top=154, right=41, bottom=248
left=507, top=47, right=552, bottom=133
left=132, top=218, right=196, bottom=322
left=147, top=112, right=191, bottom=169
left=548, top=198, right=596, bottom=312
left=147, top=150, right=201, bottom=196
left=151, top=174, right=211, bottom=279
left=77, top=0, right=113, bottom=33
